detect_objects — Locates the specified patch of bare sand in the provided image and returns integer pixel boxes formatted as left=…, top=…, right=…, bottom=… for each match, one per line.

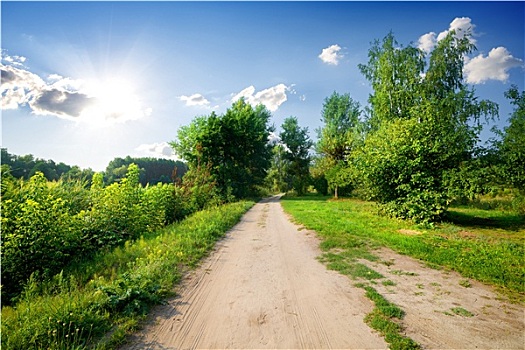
left=121, top=196, right=386, bottom=349
left=360, top=248, right=524, bottom=349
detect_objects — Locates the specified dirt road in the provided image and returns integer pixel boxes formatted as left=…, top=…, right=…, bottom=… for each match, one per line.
left=123, top=196, right=387, bottom=349
left=123, top=196, right=524, bottom=349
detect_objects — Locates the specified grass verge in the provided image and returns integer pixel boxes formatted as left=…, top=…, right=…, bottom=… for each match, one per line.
left=1, top=201, right=254, bottom=350
left=281, top=196, right=524, bottom=299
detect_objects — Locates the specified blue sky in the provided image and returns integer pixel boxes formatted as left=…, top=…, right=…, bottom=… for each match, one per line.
left=2, top=1, right=524, bottom=171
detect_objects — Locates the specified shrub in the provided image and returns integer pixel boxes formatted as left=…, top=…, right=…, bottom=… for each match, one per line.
left=1, top=173, right=84, bottom=302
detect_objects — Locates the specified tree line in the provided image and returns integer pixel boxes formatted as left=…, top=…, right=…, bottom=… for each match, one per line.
left=172, top=29, right=524, bottom=223
left=1, top=149, right=187, bottom=186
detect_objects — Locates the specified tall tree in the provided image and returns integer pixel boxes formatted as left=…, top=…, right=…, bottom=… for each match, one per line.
left=358, top=32, right=425, bottom=129
left=356, top=30, right=497, bottom=223
left=497, top=85, right=525, bottom=193
left=171, top=99, right=273, bottom=199
left=265, top=144, right=290, bottom=194
left=279, top=116, right=313, bottom=195
left=316, top=92, right=362, bottom=198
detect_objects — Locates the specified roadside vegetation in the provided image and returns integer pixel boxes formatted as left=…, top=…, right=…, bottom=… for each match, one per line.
left=1, top=198, right=253, bottom=349
left=282, top=196, right=524, bottom=298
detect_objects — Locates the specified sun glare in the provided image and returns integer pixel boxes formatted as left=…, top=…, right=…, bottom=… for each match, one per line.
left=79, top=78, right=150, bottom=127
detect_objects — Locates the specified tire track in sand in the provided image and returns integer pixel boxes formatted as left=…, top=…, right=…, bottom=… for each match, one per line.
left=122, top=196, right=386, bottom=349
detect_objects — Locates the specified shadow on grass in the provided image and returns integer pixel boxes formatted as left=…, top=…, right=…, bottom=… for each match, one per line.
left=446, top=209, right=525, bottom=231
left=281, top=194, right=330, bottom=201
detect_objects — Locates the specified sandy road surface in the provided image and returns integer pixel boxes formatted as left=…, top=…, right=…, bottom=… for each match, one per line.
left=123, top=196, right=387, bottom=349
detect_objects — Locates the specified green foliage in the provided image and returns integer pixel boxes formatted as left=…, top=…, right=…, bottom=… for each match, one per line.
left=1, top=201, right=253, bottom=350
left=1, top=164, right=180, bottom=304
left=358, top=32, right=425, bottom=128
left=104, top=156, right=187, bottom=186
left=279, top=116, right=313, bottom=195
left=175, top=160, right=222, bottom=215
left=496, top=85, right=525, bottom=194
left=265, top=144, right=290, bottom=194
left=1, top=172, right=85, bottom=302
left=317, top=92, right=361, bottom=160
left=82, top=164, right=163, bottom=247
left=355, top=30, right=497, bottom=223
left=1, top=148, right=94, bottom=182
left=315, top=92, right=362, bottom=198
left=354, top=118, right=449, bottom=223
left=171, top=99, right=274, bottom=199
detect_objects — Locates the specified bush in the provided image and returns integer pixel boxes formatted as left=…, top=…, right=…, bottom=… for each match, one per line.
left=1, top=160, right=226, bottom=305
left=354, top=118, right=454, bottom=223
left=1, top=173, right=85, bottom=302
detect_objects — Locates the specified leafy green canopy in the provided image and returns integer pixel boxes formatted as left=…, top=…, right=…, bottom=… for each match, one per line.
left=279, top=116, right=313, bottom=195
left=171, top=99, right=274, bottom=199
left=356, top=30, right=497, bottom=223
left=499, top=86, right=525, bottom=193
left=315, top=92, right=362, bottom=198
left=104, top=156, right=187, bottom=185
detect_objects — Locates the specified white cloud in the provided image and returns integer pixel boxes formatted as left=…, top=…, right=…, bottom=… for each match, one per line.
left=1, top=56, right=152, bottom=125
left=1, top=64, right=46, bottom=109
left=437, top=17, right=476, bottom=44
left=1, top=50, right=27, bottom=67
left=231, top=83, right=290, bottom=112
left=464, top=47, right=524, bottom=84
left=135, top=142, right=179, bottom=160
left=267, top=132, right=281, bottom=145
left=418, top=17, right=476, bottom=53
left=180, top=93, right=211, bottom=107
left=319, top=44, right=343, bottom=65
left=418, top=32, right=437, bottom=53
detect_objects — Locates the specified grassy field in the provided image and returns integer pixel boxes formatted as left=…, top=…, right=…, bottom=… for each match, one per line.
left=281, top=195, right=524, bottom=299
left=1, top=201, right=254, bottom=350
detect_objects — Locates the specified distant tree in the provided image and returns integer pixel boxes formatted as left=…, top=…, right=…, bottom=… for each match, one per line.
left=104, top=156, right=187, bottom=186
left=171, top=99, right=274, bottom=199
left=0, top=149, right=79, bottom=181
left=265, top=144, right=291, bottom=194
left=496, top=85, right=525, bottom=193
left=279, top=116, right=313, bottom=195
left=316, top=92, right=362, bottom=198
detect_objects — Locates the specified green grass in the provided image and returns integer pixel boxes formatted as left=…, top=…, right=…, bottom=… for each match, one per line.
left=281, top=196, right=524, bottom=300
left=363, top=287, right=420, bottom=350
left=450, top=307, right=475, bottom=317
left=1, top=201, right=254, bottom=350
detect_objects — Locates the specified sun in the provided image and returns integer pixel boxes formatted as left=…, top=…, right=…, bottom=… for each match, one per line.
left=79, top=77, right=150, bottom=126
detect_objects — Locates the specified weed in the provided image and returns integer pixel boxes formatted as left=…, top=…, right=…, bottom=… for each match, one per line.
left=382, top=280, right=397, bottom=287
left=459, top=279, right=472, bottom=288
left=362, top=287, right=420, bottom=350
left=381, top=259, right=396, bottom=267
left=451, top=307, right=475, bottom=317
left=391, top=270, right=418, bottom=276
left=364, top=286, right=404, bottom=319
